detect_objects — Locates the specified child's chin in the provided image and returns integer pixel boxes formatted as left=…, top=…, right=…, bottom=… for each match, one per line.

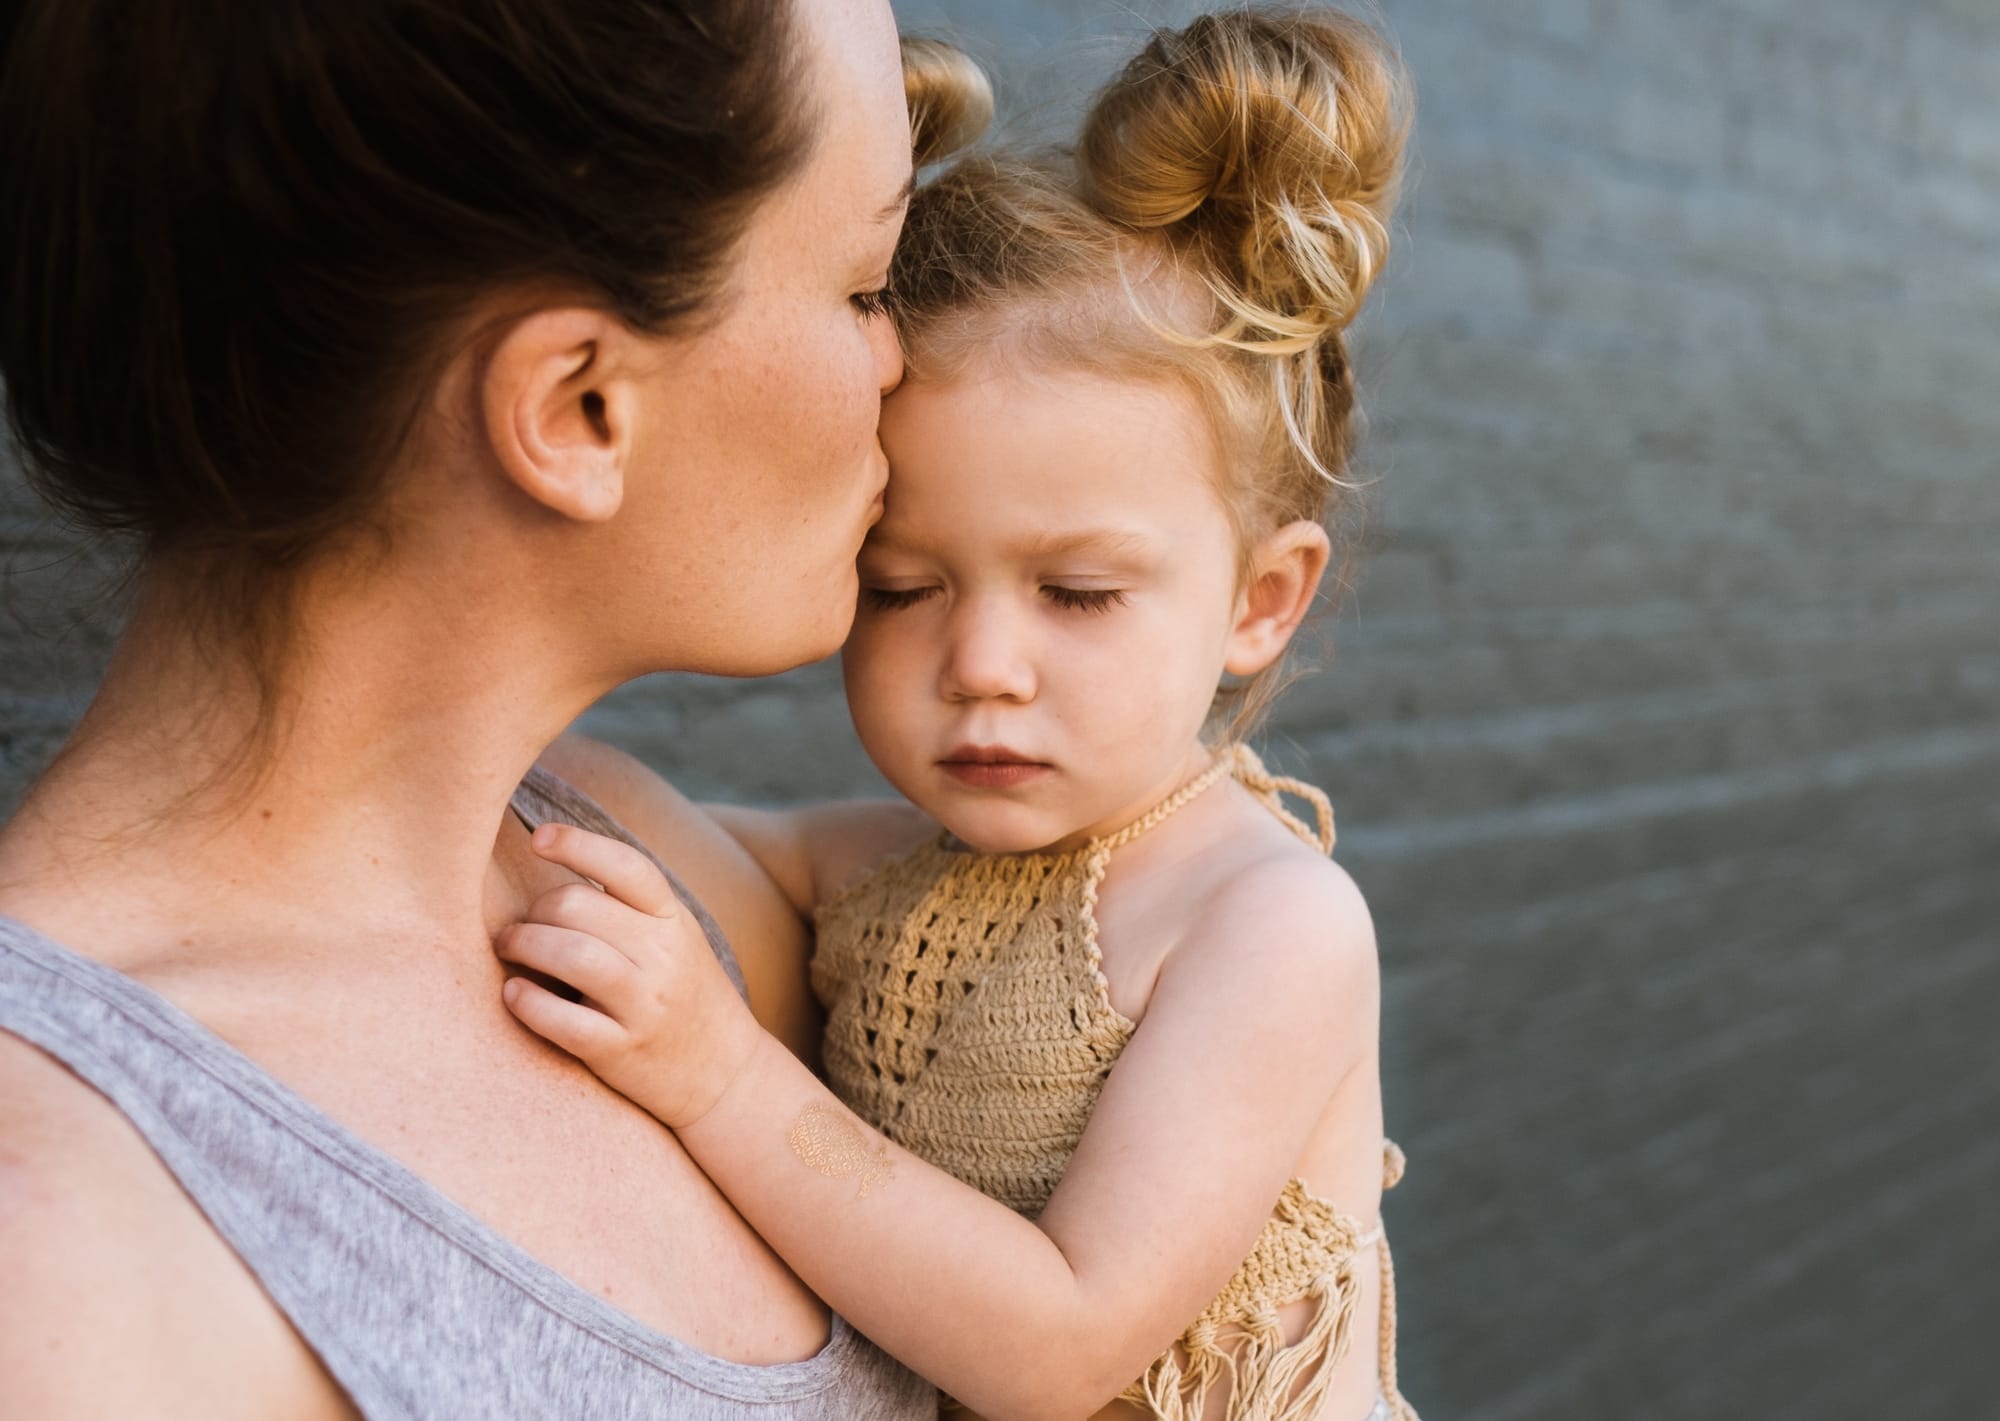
left=938, top=810, right=1076, bottom=858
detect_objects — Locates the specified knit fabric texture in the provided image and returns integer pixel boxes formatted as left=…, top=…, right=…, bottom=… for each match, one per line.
left=811, top=746, right=1417, bottom=1421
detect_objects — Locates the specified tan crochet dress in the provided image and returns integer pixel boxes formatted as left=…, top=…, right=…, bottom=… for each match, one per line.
left=811, top=745, right=1418, bottom=1421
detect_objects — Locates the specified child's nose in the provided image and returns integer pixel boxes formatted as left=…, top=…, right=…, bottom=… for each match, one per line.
left=940, top=602, right=1035, bottom=704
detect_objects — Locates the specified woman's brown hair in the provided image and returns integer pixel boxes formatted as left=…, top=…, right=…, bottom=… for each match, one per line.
left=0, top=0, right=810, bottom=578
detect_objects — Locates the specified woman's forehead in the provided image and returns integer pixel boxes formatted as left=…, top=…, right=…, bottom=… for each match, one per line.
left=790, top=0, right=912, bottom=214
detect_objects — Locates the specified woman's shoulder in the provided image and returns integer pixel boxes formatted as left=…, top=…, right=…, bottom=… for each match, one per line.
left=798, top=799, right=940, bottom=908
left=532, top=733, right=782, bottom=914
left=532, top=733, right=706, bottom=843
left=0, top=1030, right=350, bottom=1416
left=533, top=733, right=821, bottom=1057
left=0, top=1026, right=164, bottom=1253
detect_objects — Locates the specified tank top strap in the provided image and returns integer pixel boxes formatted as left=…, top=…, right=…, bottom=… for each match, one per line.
left=0, top=911, right=929, bottom=1416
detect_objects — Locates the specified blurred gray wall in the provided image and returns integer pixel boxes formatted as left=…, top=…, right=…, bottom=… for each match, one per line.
left=4, top=1, right=1996, bottom=1416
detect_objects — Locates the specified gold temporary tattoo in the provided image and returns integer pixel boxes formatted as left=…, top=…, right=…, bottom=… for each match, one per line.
left=787, top=1102, right=895, bottom=1198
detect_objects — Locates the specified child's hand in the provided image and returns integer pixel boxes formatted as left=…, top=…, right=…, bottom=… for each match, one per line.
left=495, top=823, right=764, bottom=1130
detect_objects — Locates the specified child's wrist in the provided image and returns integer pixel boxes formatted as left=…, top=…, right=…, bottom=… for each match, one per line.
left=665, top=1007, right=777, bottom=1134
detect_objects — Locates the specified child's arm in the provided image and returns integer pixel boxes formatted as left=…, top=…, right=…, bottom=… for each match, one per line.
left=497, top=823, right=1377, bottom=1421
left=701, top=799, right=939, bottom=920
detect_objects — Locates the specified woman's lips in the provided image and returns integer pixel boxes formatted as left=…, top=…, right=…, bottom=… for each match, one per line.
left=939, top=749, right=1051, bottom=789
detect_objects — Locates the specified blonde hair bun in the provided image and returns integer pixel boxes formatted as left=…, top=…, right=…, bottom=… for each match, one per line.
left=903, top=37, right=994, bottom=170
left=1079, top=7, right=1410, bottom=347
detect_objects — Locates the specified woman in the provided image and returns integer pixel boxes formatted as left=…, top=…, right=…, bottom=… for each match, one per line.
left=0, top=0, right=955, bottom=1414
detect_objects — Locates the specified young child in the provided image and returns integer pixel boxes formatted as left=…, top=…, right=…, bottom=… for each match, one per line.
left=497, top=10, right=1417, bottom=1419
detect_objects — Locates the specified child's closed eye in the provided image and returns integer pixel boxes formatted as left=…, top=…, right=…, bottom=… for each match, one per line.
left=861, top=585, right=939, bottom=611
left=1042, top=586, right=1127, bottom=614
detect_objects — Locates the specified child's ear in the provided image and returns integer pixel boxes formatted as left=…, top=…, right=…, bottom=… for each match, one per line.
left=1223, top=519, right=1332, bottom=676
left=478, top=307, right=637, bottom=523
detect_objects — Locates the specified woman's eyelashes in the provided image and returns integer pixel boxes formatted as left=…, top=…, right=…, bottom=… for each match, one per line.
left=850, top=287, right=891, bottom=319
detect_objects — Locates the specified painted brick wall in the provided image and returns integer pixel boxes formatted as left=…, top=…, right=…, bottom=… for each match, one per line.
left=3, top=2, right=1994, bottom=1415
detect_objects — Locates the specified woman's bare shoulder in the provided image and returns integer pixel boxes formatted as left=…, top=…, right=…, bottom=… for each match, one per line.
left=0, top=1028, right=177, bottom=1226
left=533, top=732, right=705, bottom=838
left=534, top=732, right=822, bottom=1057
left=703, top=798, right=934, bottom=916
left=533, top=733, right=776, bottom=906
left=795, top=799, right=938, bottom=906
left=0, top=1032, right=355, bottom=1417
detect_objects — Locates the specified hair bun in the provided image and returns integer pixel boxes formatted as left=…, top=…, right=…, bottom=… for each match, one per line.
left=1078, top=7, right=1409, bottom=346
left=903, top=37, right=993, bottom=170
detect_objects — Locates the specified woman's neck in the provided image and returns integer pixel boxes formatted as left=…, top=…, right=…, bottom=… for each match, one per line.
left=0, top=554, right=604, bottom=958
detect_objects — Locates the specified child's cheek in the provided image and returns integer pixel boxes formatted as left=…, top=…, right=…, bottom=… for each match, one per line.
left=840, top=631, right=908, bottom=743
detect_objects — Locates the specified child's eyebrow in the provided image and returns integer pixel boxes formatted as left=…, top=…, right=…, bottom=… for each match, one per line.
left=863, top=526, right=1157, bottom=562
left=1009, top=529, right=1157, bottom=562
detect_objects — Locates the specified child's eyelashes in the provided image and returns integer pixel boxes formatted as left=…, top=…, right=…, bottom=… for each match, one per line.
left=859, top=584, right=1129, bottom=614
left=850, top=287, right=891, bottom=319
left=861, top=585, right=937, bottom=611
left=1042, top=586, right=1127, bottom=614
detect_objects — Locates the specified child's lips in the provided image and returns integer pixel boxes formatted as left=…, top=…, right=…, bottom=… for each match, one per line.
left=938, top=747, right=1052, bottom=789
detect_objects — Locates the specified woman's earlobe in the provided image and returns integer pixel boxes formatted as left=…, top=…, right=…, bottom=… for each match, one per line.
left=481, top=309, right=631, bottom=523
left=1222, top=520, right=1332, bottom=676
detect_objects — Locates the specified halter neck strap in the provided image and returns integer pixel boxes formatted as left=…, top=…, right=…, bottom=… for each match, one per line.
left=1092, top=744, right=1336, bottom=856
left=1093, top=751, right=1237, bottom=853
left=1228, top=743, right=1338, bottom=853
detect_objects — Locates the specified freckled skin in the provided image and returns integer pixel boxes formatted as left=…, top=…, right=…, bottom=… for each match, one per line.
left=0, top=0, right=921, bottom=1410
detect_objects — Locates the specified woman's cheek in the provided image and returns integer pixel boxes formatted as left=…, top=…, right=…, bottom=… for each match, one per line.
left=833, top=320, right=881, bottom=430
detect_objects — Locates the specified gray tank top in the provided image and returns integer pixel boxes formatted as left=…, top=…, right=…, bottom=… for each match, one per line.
left=0, top=767, right=934, bottom=1420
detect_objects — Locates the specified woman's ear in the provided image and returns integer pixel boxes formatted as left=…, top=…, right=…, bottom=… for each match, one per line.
left=479, top=308, right=637, bottom=523
left=1223, top=519, right=1332, bottom=676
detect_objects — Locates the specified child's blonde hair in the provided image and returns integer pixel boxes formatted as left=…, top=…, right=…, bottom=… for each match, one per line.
left=894, top=8, right=1411, bottom=735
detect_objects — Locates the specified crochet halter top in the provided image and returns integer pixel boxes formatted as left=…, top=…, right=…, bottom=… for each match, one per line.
left=811, top=745, right=1418, bottom=1421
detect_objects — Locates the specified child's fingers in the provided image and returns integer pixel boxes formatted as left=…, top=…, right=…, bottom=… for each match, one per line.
left=501, top=974, right=625, bottom=1061
left=528, top=824, right=679, bottom=917
left=521, top=880, right=688, bottom=968
left=495, top=922, right=634, bottom=1005
left=519, top=880, right=638, bottom=955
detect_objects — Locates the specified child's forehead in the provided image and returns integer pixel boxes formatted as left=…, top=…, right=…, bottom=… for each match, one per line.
left=876, top=362, right=1232, bottom=552
left=886, top=381, right=1199, bottom=489
left=885, top=357, right=1205, bottom=445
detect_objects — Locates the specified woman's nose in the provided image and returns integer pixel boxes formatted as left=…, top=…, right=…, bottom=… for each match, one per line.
left=940, top=602, right=1035, bottom=703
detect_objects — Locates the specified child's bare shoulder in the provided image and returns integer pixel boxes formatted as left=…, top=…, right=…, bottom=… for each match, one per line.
left=1201, top=836, right=1374, bottom=962
left=1164, top=813, right=1379, bottom=1050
